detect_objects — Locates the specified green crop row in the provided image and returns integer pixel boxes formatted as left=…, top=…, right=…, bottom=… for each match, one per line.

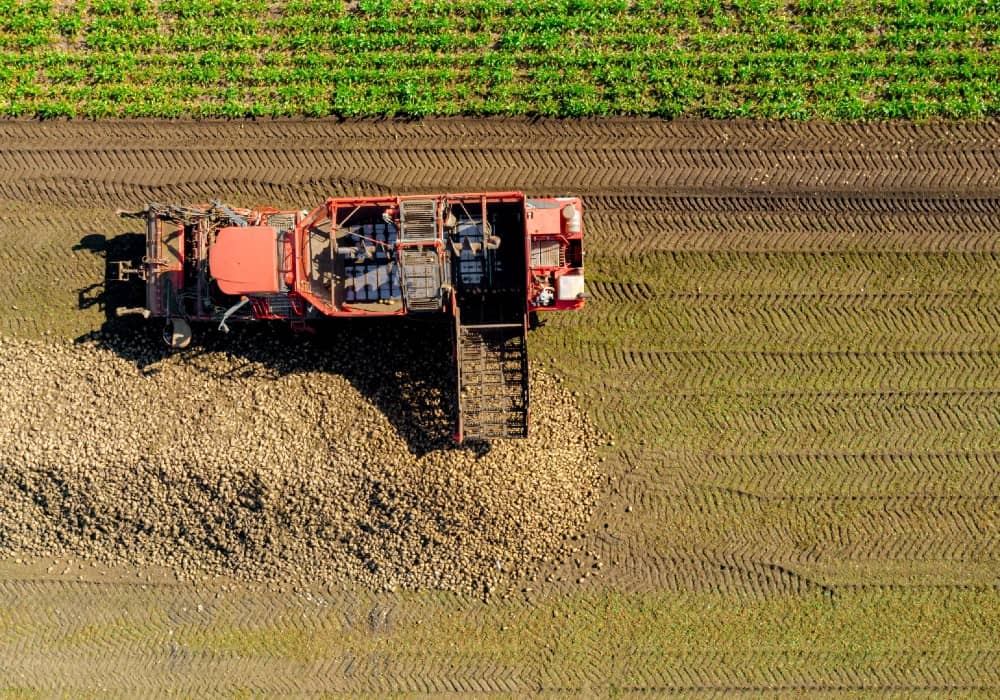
left=0, top=0, right=998, bottom=118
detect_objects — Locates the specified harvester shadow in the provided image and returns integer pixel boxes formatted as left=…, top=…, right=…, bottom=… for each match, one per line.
left=74, top=232, right=477, bottom=458
left=74, top=232, right=147, bottom=316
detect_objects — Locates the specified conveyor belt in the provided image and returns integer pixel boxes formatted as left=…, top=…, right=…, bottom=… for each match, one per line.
left=456, top=321, right=528, bottom=440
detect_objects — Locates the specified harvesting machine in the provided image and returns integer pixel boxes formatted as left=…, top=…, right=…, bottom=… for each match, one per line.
left=114, top=192, right=586, bottom=442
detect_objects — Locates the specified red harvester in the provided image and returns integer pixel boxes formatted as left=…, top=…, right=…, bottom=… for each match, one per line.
left=115, top=192, right=586, bottom=442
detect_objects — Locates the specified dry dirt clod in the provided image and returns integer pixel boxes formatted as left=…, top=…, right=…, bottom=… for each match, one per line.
left=0, top=334, right=602, bottom=595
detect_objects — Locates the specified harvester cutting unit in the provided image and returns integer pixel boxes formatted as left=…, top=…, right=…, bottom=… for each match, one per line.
left=115, top=192, right=586, bottom=442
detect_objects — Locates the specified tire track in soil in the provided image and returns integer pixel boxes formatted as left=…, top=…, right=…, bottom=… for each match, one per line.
left=3, top=147, right=998, bottom=185
left=589, top=217, right=1000, bottom=253
left=1, top=120, right=998, bottom=208
left=562, top=300, right=1000, bottom=354
left=679, top=451, right=1000, bottom=497
left=584, top=456, right=995, bottom=601
left=573, top=348, right=1000, bottom=387
left=661, top=489, right=999, bottom=563
left=589, top=288, right=1000, bottom=307
left=0, top=116, right=996, bottom=151
left=585, top=194, right=1000, bottom=253
left=1, top=118, right=999, bottom=693
left=591, top=391, right=999, bottom=452
left=586, top=252, right=1000, bottom=294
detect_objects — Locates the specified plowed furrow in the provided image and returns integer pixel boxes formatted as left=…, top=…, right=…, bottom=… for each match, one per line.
left=1, top=117, right=997, bottom=150
left=1, top=132, right=999, bottom=200
left=2, top=117, right=999, bottom=693
left=4, top=144, right=998, bottom=178
left=6, top=167, right=992, bottom=203
left=587, top=193, right=1000, bottom=215
left=589, top=392, right=999, bottom=452
left=608, top=540, right=1000, bottom=595
left=612, top=649, right=1000, bottom=691
left=589, top=252, right=1000, bottom=296
left=670, top=451, right=1000, bottom=497
left=588, top=212, right=1000, bottom=253
left=574, top=348, right=998, bottom=386
left=589, top=287, right=1000, bottom=308
left=0, top=177, right=387, bottom=210
left=557, top=299, right=1000, bottom=352
left=579, top=356, right=1000, bottom=394
left=657, top=490, right=999, bottom=564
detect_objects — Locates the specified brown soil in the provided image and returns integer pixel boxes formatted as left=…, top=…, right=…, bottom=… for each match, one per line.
left=0, top=117, right=997, bottom=694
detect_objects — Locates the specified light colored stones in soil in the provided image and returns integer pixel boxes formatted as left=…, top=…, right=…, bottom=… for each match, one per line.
left=0, top=333, right=601, bottom=594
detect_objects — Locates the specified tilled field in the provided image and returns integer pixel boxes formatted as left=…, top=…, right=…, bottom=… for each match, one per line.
left=0, top=118, right=997, bottom=694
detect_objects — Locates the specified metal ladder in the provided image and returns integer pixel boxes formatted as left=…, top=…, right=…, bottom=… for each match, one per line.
left=457, top=322, right=529, bottom=440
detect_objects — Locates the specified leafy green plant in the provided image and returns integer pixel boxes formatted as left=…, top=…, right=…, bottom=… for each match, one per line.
left=0, top=0, right=995, bottom=118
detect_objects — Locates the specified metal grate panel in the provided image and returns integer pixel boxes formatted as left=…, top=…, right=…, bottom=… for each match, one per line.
left=400, top=199, right=438, bottom=241
left=400, top=248, right=441, bottom=311
left=531, top=239, right=562, bottom=268
left=265, top=213, right=296, bottom=231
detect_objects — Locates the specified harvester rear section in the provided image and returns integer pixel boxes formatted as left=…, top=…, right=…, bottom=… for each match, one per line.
left=115, top=192, right=586, bottom=442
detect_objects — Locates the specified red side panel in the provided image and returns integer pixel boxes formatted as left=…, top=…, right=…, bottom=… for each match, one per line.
left=526, top=197, right=585, bottom=312
left=525, top=205, right=563, bottom=236
left=210, top=226, right=280, bottom=296
left=146, top=216, right=185, bottom=317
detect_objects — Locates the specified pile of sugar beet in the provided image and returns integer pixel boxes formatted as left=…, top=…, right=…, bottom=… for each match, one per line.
left=0, top=323, right=601, bottom=595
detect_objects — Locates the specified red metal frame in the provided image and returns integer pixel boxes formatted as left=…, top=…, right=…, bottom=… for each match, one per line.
left=525, top=197, right=585, bottom=313
left=145, top=191, right=584, bottom=324
left=129, top=191, right=586, bottom=442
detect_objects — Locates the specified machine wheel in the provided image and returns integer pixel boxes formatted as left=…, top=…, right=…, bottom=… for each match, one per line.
left=163, top=318, right=192, bottom=349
